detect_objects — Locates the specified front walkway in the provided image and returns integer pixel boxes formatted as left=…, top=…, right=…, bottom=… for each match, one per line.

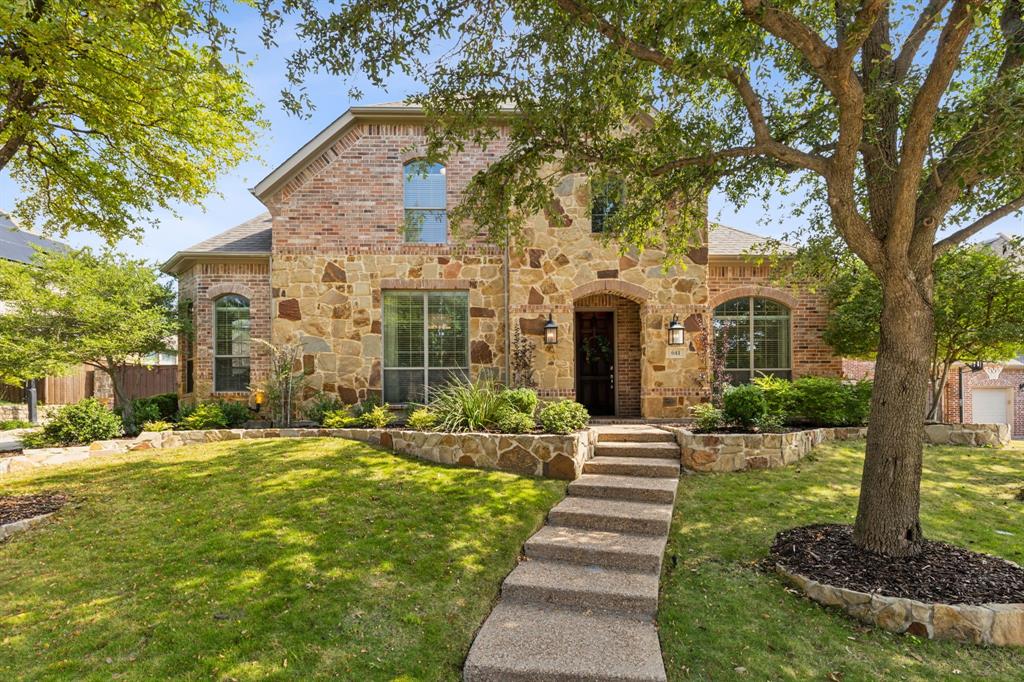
left=463, top=425, right=681, bottom=681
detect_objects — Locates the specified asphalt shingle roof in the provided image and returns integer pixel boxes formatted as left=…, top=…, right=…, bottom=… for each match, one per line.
left=180, top=213, right=272, bottom=254
left=708, top=224, right=797, bottom=256
left=0, top=211, right=68, bottom=264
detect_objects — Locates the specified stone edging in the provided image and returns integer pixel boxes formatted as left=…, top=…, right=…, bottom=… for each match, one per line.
left=775, top=563, right=1024, bottom=647
left=0, top=512, right=54, bottom=541
left=667, top=427, right=868, bottom=473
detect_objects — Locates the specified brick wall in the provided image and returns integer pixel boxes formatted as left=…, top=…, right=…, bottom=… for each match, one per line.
left=943, top=365, right=1023, bottom=437
left=707, top=258, right=842, bottom=379
left=177, top=260, right=271, bottom=403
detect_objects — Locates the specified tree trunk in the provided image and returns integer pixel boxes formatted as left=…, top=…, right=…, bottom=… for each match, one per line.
left=107, top=365, right=134, bottom=435
left=852, top=272, right=934, bottom=557
left=925, top=361, right=950, bottom=422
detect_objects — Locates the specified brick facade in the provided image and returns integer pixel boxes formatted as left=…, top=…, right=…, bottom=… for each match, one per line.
left=942, top=364, right=1023, bottom=438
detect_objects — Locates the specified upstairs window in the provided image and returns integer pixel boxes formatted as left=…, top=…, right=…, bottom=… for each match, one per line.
left=591, top=178, right=623, bottom=233
left=713, top=297, right=791, bottom=384
left=404, top=161, right=447, bottom=243
left=383, top=290, right=468, bottom=403
left=213, top=295, right=251, bottom=392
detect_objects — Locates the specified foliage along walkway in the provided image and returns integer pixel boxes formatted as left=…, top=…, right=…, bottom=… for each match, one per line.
left=463, top=425, right=681, bottom=681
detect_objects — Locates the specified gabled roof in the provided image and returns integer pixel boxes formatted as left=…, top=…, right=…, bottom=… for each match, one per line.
left=708, top=224, right=797, bottom=257
left=160, top=213, right=272, bottom=275
left=0, top=211, right=68, bottom=264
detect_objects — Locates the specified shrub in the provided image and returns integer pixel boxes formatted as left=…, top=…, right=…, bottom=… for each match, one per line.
left=36, top=398, right=124, bottom=446
left=176, top=402, right=228, bottom=430
left=305, top=392, right=346, bottom=425
left=121, top=393, right=180, bottom=431
left=689, top=403, right=723, bottom=432
left=19, top=431, right=51, bottom=449
left=753, top=412, right=785, bottom=432
left=0, top=419, right=33, bottom=431
left=351, top=394, right=382, bottom=417
left=752, top=375, right=796, bottom=419
left=844, top=380, right=873, bottom=426
left=788, top=377, right=862, bottom=426
left=538, top=400, right=589, bottom=434
left=141, top=420, right=174, bottom=432
left=358, top=404, right=395, bottom=428
left=406, top=407, right=438, bottom=431
left=496, top=409, right=536, bottom=434
left=501, top=387, right=539, bottom=416
left=722, top=384, right=768, bottom=429
left=429, top=379, right=509, bottom=432
left=322, top=409, right=360, bottom=428
left=218, top=400, right=250, bottom=428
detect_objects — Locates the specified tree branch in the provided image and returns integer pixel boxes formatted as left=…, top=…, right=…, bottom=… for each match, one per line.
left=932, top=193, right=1024, bottom=256
left=893, top=0, right=951, bottom=80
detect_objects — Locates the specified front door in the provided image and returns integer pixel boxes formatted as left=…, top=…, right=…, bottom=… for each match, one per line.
left=575, top=311, right=615, bottom=416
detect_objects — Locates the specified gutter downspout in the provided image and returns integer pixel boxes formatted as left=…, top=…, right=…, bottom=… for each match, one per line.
left=958, top=365, right=964, bottom=424
left=503, top=231, right=511, bottom=385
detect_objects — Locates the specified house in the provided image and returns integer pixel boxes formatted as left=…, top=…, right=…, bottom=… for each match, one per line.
left=161, top=103, right=840, bottom=419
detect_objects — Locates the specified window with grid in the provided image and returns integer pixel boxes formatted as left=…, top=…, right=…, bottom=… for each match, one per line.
left=383, top=291, right=468, bottom=403
left=591, top=178, right=623, bottom=233
left=712, top=297, right=791, bottom=384
left=213, top=294, right=251, bottom=392
left=403, top=161, right=447, bottom=243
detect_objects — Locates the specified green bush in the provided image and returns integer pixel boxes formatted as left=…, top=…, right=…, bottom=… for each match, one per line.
left=753, top=412, right=785, bottom=433
left=752, top=375, right=796, bottom=419
left=501, top=388, right=539, bottom=416
left=0, top=419, right=33, bottom=431
left=218, top=400, right=250, bottom=428
left=496, top=409, right=536, bottom=434
left=351, top=394, right=382, bottom=417
left=141, top=420, right=174, bottom=432
left=429, top=379, right=510, bottom=432
left=121, top=393, right=180, bottom=430
left=19, top=431, right=51, bottom=449
left=358, top=404, right=395, bottom=428
left=844, top=380, right=873, bottom=426
left=177, top=402, right=228, bottom=430
left=689, top=403, right=723, bottom=432
left=406, top=407, right=438, bottom=431
left=305, top=392, right=346, bottom=425
left=322, top=409, right=360, bottom=428
left=35, top=398, right=124, bottom=446
left=722, top=384, right=768, bottom=429
left=538, top=400, right=589, bottom=434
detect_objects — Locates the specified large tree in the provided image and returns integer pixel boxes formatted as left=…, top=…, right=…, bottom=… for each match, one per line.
left=0, top=247, right=178, bottom=433
left=824, top=242, right=1024, bottom=420
left=260, top=0, right=1024, bottom=557
left=1, top=1, right=262, bottom=241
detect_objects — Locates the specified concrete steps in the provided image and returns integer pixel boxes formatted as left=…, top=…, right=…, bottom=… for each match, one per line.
left=584, top=456, right=680, bottom=478
left=462, top=425, right=680, bottom=681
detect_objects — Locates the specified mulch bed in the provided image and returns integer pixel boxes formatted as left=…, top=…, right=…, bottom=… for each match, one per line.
left=0, top=493, right=67, bottom=526
left=770, top=524, right=1024, bottom=605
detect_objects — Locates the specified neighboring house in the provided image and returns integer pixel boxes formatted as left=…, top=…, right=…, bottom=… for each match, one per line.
left=162, top=103, right=840, bottom=419
left=1, top=210, right=67, bottom=318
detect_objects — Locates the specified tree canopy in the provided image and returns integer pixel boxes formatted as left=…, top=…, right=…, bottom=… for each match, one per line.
left=0, top=247, right=178, bottom=431
left=1, top=1, right=263, bottom=241
left=825, top=241, right=1024, bottom=417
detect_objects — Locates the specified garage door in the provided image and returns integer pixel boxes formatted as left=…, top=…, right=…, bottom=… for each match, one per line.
left=973, top=388, right=1010, bottom=425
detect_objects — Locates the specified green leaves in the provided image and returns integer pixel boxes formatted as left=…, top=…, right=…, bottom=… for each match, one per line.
left=1, top=1, right=264, bottom=242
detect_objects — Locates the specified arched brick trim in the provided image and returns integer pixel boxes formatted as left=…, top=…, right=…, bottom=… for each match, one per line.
left=571, top=279, right=653, bottom=304
left=709, top=285, right=797, bottom=310
left=400, top=147, right=429, bottom=164
left=206, top=283, right=255, bottom=301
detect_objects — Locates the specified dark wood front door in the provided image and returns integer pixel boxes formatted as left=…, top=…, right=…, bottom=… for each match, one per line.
left=575, top=311, right=615, bottom=416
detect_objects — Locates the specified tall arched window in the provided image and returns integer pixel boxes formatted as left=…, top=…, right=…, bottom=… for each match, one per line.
left=403, top=160, right=447, bottom=243
left=713, top=297, right=791, bottom=384
left=214, top=294, right=251, bottom=392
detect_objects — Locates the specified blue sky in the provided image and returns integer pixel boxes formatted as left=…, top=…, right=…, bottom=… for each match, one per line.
left=0, top=5, right=1019, bottom=264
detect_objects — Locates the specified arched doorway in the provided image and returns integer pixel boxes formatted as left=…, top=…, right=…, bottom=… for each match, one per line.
left=573, top=292, right=642, bottom=417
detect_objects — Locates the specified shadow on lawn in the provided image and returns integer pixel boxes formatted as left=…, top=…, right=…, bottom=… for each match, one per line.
left=0, top=438, right=564, bottom=680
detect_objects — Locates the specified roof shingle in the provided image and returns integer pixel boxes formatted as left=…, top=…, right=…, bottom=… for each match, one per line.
left=708, top=224, right=796, bottom=256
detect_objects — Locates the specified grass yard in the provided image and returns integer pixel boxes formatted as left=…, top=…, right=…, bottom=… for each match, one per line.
left=659, top=440, right=1024, bottom=681
left=0, top=438, right=565, bottom=680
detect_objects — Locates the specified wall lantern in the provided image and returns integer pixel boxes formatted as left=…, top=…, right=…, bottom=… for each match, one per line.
left=544, top=313, right=559, bottom=345
left=667, top=314, right=686, bottom=346
left=967, top=360, right=985, bottom=372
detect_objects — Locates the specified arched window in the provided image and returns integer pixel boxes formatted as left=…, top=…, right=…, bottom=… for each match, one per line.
left=713, top=297, right=791, bottom=384
left=214, top=294, right=251, bottom=392
left=403, top=160, right=447, bottom=243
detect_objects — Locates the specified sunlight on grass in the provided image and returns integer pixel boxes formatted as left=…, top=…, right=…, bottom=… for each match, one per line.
left=660, top=440, right=1024, bottom=681
left=0, top=437, right=565, bottom=680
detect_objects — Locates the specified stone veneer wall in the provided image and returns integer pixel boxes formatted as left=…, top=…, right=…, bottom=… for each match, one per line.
left=178, top=260, right=272, bottom=403
left=707, top=258, right=842, bottom=379
left=670, top=422, right=1009, bottom=473
left=0, top=404, right=62, bottom=423
left=776, top=565, right=1024, bottom=647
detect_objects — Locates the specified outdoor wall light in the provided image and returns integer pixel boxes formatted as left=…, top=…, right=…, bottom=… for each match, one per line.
left=967, top=360, right=985, bottom=372
left=668, top=314, right=686, bottom=346
left=544, top=313, right=559, bottom=345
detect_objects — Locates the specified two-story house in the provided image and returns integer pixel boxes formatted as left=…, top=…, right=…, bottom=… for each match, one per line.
left=162, top=103, right=841, bottom=419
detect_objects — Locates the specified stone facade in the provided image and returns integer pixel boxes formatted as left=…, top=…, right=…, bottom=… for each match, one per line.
left=671, top=427, right=868, bottom=472
left=167, top=106, right=844, bottom=418
left=777, top=565, right=1024, bottom=647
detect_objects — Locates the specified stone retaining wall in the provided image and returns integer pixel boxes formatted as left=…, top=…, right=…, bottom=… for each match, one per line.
left=0, top=404, right=62, bottom=423
left=776, top=564, right=1024, bottom=647
left=134, top=427, right=596, bottom=480
left=924, top=422, right=1011, bottom=447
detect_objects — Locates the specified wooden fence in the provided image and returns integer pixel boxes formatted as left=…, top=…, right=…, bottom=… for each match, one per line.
left=1, top=364, right=177, bottom=405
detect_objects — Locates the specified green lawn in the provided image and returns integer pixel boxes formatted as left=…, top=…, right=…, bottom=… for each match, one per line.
left=0, top=438, right=565, bottom=681
left=659, top=440, right=1024, bottom=681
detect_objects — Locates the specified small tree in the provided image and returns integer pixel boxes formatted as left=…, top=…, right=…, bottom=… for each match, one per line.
left=825, top=242, right=1024, bottom=419
left=253, top=339, right=308, bottom=427
left=0, top=248, right=177, bottom=433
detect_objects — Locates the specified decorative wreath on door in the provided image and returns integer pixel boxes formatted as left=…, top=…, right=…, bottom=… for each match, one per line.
left=582, top=335, right=613, bottom=365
